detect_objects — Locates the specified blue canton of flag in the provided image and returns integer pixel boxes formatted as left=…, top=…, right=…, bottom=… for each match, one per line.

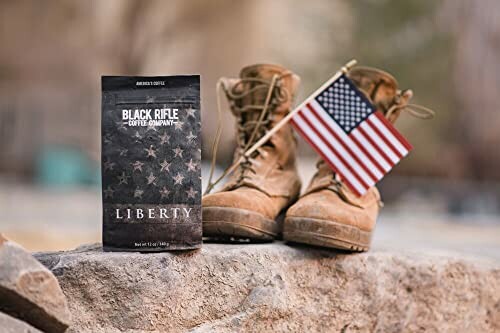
left=316, top=75, right=374, bottom=133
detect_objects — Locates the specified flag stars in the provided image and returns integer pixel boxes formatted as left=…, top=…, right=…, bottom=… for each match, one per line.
left=316, top=78, right=376, bottom=133
left=186, top=187, right=198, bottom=199
left=145, top=145, right=157, bottom=158
left=173, top=173, right=185, bottom=185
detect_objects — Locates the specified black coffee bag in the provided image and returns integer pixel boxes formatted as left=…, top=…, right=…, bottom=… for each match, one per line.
left=101, top=76, right=201, bottom=251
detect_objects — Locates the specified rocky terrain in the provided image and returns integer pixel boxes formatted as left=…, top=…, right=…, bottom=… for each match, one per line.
left=0, top=235, right=71, bottom=332
left=33, top=242, right=500, bottom=333
left=2, top=230, right=498, bottom=332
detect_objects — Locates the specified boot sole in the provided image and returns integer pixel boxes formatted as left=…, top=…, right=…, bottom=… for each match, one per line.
left=203, top=206, right=278, bottom=242
left=283, top=216, right=371, bottom=252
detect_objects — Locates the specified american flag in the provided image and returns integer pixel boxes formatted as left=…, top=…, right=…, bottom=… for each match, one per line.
left=290, top=74, right=412, bottom=197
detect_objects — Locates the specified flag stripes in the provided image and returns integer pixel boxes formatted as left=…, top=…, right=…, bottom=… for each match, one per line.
left=299, top=109, right=371, bottom=190
left=290, top=114, right=365, bottom=196
left=304, top=104, right=378, bottom=183
left=291, top=99, right=412, bottom=196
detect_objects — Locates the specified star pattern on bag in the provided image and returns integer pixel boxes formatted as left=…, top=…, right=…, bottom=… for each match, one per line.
left=104, top=159, right=116, bottom=171
left=104, top=186, right=114, bottom=198
left=186, top=187, right=198, bottom=199
left=159, top=133, right=170, bottom=145
left=174, top=121, right=184, bottom=130
left=159, top=186, right=171, bottom=199
left=145, top=145, right=157, bottom=158
left=159, top=159, right=171, bottom=173
left=186, top=131, right=196, bottom=143
left=173, top=172, right=185, bottom=185
left=185, top=159, right=197, bottom=172
left=132, top=161, right=144, bottom=172
left=134, top=187, right=144, bottom=198
left=117, top=172, right=130, bottom=185
left=173, top=146, right=183, bottom=158
left=146, top=172, right=157, bottom=185
left=186, top=107, right=197, bottom=118
left=102, top=104, right=200, bottom=204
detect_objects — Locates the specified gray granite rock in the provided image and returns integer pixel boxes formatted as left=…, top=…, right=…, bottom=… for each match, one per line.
left=0, top=311, right=43, bottom=333
left=35, top=243, right=500, bottom=333
left=0, top=235, right=71, bottom=332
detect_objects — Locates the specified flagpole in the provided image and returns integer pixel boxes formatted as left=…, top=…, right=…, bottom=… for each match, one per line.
left=243, top=59, right=357, bottom=158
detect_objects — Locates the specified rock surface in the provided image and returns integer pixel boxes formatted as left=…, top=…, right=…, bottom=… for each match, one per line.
left=35, top=243, right=500, bottom=333
left=0, top=235, right=71, bottom=332
left=0, top=311, right=44, bottom=333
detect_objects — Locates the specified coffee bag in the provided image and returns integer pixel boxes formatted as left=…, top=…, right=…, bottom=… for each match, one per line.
left=101, top=76, right=201, bottom=251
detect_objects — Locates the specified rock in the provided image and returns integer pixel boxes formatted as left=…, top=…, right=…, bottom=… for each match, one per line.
left=35, top=243, right=500, bottom=333
left=0, top=311, right=44, bottom=333
left=0, top=235, right=71, bottom=332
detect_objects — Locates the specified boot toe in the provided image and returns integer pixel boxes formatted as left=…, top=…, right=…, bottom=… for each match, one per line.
left=202, top=188, right=275, bottom=219
left=202, top=188, right=282, bottom=241
left=285, top=191, right=373, bottom=231
left=283, top=191, right=375, bottom=251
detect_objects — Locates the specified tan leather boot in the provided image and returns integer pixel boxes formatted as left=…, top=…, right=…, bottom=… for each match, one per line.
left=203, top=64, right=302, bottom=241
left=284, top=67, right=428, bottom=251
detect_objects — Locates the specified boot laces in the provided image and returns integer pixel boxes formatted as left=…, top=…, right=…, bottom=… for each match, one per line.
left=205, top=73, right=291, bottom=194
left=386, top=90, right=435, bottom=120
left=228, top=77, right=289, bottom=150
left=353, top=66, right=435, bottom=119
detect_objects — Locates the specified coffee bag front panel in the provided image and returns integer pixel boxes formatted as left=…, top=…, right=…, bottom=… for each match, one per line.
left=101, top=76, right=201, bottom=251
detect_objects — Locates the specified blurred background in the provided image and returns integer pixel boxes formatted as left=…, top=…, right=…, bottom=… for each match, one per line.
left=1, top=0, right=499, bottom=258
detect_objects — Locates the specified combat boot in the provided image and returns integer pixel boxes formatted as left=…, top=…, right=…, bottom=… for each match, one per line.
left=283, top=67, right=433, bottom=251
left=203, top=64, right=302, bottom=241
